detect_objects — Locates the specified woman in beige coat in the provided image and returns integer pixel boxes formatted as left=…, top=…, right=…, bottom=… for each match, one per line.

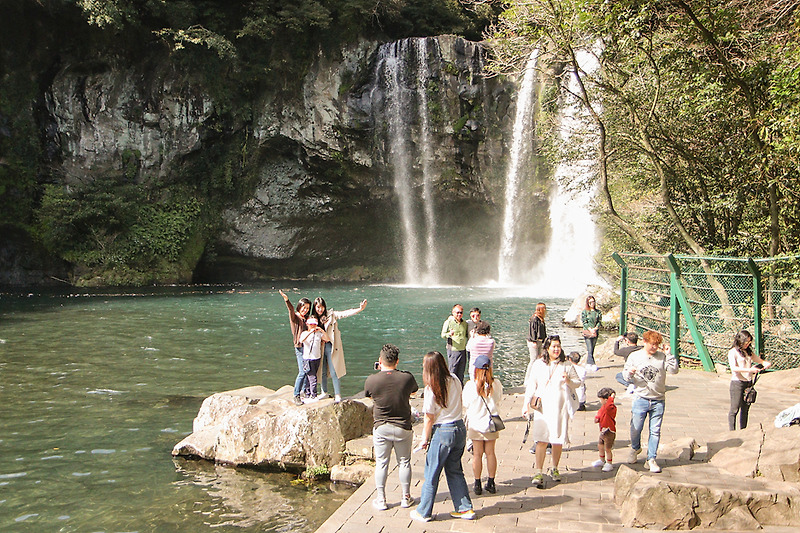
left=312, top=296, right=367, bottom=402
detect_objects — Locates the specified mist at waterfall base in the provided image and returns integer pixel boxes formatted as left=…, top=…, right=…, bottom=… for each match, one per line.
left=0, top=284, right=585, bottom=532
left=375, top=39, right=603, bottom=297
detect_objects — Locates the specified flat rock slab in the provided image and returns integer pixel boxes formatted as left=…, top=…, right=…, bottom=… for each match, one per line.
left=173, top=385, right=373, bottom=470
left=708, top=424, right=800, bottom=482
left=614, top=464, right=800, bottom=529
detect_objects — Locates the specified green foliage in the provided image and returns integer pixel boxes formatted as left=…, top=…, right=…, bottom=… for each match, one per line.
left=155, top=25, right=237, bottom=59
left=489, top=0, right=800, bottom=264
left=35, top=177, right=203, bottom=285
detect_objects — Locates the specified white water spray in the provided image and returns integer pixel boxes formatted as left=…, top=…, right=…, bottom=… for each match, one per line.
left=415, top=38, right=440, bottom=284
left=379, top=41, right=421, bottom=283
left=498, top=49, right=540, bottom=284
left=526, top=48, right=605, bottom=296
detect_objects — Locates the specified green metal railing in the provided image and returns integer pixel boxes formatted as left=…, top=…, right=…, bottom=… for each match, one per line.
left=613, top=253, right=800, bottom=371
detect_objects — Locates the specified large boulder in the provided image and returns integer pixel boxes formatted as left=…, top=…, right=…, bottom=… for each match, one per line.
left=614, top=464, right=800, bottom=529
left=173, top=385, right=374, bottom=470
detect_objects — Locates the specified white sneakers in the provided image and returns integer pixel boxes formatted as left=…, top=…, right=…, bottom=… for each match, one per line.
left=316, top=392, right=330, bottom=400
left=645, top=458, right=661, bottom=473
left=592, top=458, right=615, bottom=472
left=372, top=497, right=388, bottom=511
left=374, top=494, right=414, bottom=510
left=628, top=447, right=642, bottom=464
left=334, top=394, right=342, bottom=403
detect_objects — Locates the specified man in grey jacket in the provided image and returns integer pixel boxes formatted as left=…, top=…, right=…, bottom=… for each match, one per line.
left=622, top=330, right=678, bottom=473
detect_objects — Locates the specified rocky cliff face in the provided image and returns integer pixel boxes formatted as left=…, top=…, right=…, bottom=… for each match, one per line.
left=17, top=33, right=545, bottom=285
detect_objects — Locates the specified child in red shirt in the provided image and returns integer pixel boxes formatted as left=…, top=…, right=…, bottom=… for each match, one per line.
left=592, top=387, right=617, bottom=472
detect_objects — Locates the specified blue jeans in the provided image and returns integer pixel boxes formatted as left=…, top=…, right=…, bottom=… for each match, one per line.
left=416, top=420, right=472, bottom=518
left=293, top=347, right=308, bottom=397
left=630, top=397, right=665, bottom=460
left=319, top=342, right=341, bottom=396
left=616, top=372, right=631, bottom=387
left=584, top=336, right=597, bottom=366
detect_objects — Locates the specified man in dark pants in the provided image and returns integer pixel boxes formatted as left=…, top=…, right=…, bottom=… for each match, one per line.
left=441, top=304, right=468, bottom=384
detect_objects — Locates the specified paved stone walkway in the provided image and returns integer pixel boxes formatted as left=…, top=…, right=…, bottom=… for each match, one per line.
left=316, top=358, right=799, bottom=532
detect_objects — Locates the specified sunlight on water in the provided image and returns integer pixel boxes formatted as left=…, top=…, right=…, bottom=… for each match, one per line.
left=0, top=283, right=583, bottom=531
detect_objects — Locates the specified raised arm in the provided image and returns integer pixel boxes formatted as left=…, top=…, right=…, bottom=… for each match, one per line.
left=332, top=299, right=367, bottom=320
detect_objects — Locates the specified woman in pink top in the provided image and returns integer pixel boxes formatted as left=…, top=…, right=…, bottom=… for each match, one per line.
left=727, top=330, right=771, bottom=430
left=466, top=321, right=495, bottom=380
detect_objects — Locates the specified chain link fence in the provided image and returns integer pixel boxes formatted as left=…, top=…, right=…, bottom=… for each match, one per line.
left=617, top=253, right=800, bottom=371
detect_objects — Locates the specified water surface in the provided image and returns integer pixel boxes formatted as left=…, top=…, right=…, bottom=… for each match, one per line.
left=0, top=283, right=582, bottom=532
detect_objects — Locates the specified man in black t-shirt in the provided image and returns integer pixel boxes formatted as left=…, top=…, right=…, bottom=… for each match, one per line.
left=364, top=344, right=419, bottom=512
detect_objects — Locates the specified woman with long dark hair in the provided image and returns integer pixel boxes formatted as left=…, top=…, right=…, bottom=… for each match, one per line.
left=462, top=355, right=503, bottom=495
left=410, top=351, right=474, bottom=522
left=525, top=302, right=547, bottom=384
left=727, top=330, right=771, bottom=430
left=279, top=290, right=312, bottom=406
left=311, top=296, right=367, bottom=402
left=581, top=295, right=602, bottom=372
left=522, top=335, right=580, bottom=489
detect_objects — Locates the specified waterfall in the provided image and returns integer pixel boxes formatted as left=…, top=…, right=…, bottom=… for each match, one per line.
left=377, top=38, right=441, bottom=286
left=525, top=48, right=604, bottom=296
left=378, top=41, right=421, bottom=283
left=497, top=49, right=540, bottom=284
left=415, top=38, right=440, bottom=284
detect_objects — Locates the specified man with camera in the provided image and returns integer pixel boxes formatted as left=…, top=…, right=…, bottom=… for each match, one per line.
left=364, top=344, right=419, bottom=511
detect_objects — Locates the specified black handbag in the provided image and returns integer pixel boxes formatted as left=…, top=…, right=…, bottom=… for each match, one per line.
left=480, top=395, right=505, bottom=432
left=743, top=371, right=760, bottom=404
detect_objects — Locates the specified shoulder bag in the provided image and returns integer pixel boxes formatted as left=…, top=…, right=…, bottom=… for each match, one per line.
left=480, top=394, right=505, bottom=432
left=743, top=367, right=761, bottom=404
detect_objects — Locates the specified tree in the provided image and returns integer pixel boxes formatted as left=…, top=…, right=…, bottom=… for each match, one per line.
left=482, top=0, right=800, bottom=259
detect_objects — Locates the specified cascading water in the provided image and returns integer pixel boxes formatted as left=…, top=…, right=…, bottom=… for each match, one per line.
left=414, top=38, right=440, bottom=284
left=377, top=38, right=441, bottom=286
left=497, top=49, right=540, bottom=284
left=525, top=48, right=604, bottom=296
left=378, top=41, right=421, bottom=283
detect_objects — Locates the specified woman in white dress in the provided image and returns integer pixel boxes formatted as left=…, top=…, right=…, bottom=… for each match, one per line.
left=522, top=335, right=580, bottom=489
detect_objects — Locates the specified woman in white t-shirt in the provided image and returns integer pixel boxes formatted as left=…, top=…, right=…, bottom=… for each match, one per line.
left=462, top=355, right=503, bottom=496
left=410, top=351, right=475, bottom=522
left=727, top=330, right=771, bottom=430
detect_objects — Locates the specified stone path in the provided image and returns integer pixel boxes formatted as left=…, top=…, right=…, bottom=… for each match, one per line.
left=316, top=358, right=799, bottom=532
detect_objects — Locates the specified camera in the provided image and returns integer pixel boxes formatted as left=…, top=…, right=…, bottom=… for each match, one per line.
left=374, top=361, right=381, bottom=370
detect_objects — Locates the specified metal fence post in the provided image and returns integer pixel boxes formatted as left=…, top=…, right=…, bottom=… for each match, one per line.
left=612, top=252, right=628, bottom=335
left=746, top=258, right=763, bottom=357
left=665, top=254, right=716, bottom=371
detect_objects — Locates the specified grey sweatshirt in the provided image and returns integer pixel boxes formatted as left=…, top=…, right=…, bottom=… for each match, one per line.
left=622, top=349, right=679, bottom=401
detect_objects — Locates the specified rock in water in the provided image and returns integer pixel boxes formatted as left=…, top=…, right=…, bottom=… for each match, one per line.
left=172, top=385, right=373, bottom=470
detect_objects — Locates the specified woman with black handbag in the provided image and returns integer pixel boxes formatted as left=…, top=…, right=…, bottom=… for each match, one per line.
left=727, top=330, right=771, bottom=430
left=462, top=355, right=504, bottom=496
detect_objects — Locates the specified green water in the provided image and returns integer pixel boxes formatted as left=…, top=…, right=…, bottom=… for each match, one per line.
left=0, top=283, right=582, bottom=532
